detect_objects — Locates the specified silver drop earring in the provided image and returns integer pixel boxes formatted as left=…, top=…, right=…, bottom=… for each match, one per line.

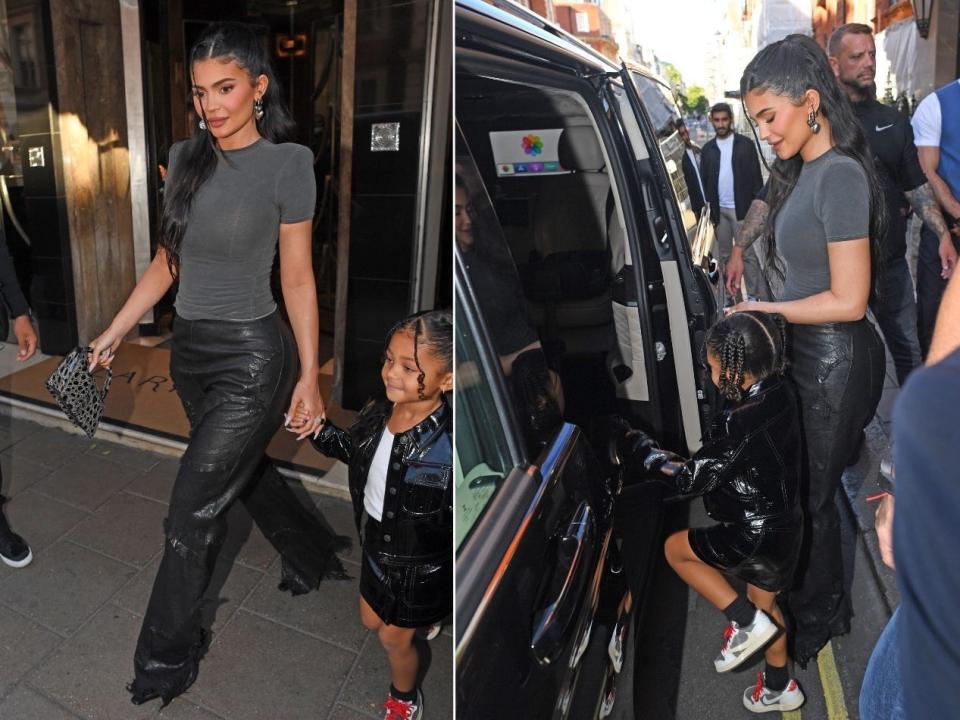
left=255, top=97, right=264, bottom=121
left=198, top=118, right=207, bottom=130
left=807, top=108, right=821, bottom=134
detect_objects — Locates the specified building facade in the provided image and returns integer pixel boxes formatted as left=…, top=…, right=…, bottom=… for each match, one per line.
left=0, top=0, right=450, bottom=409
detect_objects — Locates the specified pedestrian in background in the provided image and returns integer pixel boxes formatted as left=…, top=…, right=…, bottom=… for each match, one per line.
left=89, top=22, right=349, bottom=707
left=676, top=119, right=706, bottom=220
left=732, top=34, right=886, bottom=666
left=0, top=226, right=35, bottom=569
left=910, top=77, right=960, bottom=357
left=828, top=23, right=955, bottom=387
left=700, top=102, right=766, bottom=301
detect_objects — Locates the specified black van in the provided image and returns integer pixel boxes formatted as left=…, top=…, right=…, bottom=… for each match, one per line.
left=454, top=1, right=720, bottom=717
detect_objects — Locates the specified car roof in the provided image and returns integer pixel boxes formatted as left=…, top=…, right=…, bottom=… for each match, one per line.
left=457, top=0, right=619, bottom=73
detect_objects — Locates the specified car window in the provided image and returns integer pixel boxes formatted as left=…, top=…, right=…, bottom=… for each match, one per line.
left=456, top=126, right=563, bottom=455
left=454, top=296, right=515, bottom=550
left=629, top=71, right=696, bottom=233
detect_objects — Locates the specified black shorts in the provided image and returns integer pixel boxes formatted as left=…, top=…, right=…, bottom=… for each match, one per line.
left=689, top=521, right=802, bottom=593
left=359, top=517, right=450, bottom=628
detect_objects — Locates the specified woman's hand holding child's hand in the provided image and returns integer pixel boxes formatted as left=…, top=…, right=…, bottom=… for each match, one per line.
left=284, top=377, right=326, bottom=441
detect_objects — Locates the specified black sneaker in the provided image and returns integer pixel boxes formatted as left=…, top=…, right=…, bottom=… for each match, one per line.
left=0, top=528, right=32, bottom=568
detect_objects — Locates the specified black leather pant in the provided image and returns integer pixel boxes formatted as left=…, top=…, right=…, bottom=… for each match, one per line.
left=131, top=312, right=349, bottom=704
left=785, top=319, right=884, bottom=665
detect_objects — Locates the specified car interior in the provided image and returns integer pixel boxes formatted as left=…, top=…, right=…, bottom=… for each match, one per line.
left=458, top=74, right=655, bottom=432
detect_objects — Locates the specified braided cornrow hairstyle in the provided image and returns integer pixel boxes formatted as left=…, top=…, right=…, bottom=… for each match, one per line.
left=705, top=311, right=789, bottom=402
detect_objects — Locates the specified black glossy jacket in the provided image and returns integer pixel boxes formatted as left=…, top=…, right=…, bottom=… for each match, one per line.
left=310, top=397, right=452, bottom=564
left=661, top=376, right=802, bottom=530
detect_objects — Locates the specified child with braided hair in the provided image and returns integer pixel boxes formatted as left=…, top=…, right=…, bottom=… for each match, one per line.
left=618, top=310, right=805, bottom=712
left=298, top=309, right=452, bottom=720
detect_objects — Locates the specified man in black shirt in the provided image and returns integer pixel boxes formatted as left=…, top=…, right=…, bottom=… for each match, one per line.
left=828, top=23, right=955, bottom=384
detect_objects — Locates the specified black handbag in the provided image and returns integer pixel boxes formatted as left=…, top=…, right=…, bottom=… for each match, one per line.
left=45, top=347, right=112, bottom=438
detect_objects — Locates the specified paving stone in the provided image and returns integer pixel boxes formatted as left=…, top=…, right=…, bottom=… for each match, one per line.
left=0, top=414, right=43, bottom=453
left=0, top=685, right=81, bottom=719
left=1, top=490, right=88, bottom=553
left=124, top=458, right=180, bottom=503
left=27, top=604, right=219, bottom=720
left=0, top=541, right=136, bottom=635
left=310, top=494, right=362, bottom=565
left=6, top=427, right=90, bottom=470
left=243, top=559, right=367, bottom=652
left=0, top=604, right=62, bottom=696
left=328, top=703, right=378, bottom=720
left=65, top=492, right=167, bottom=567
left=84, top=440, right=166, bottom=472
left=0, top=451, right=55, bottom=495
left=113, top=554, right=264, bottom=640
left=31, top=454, right=140, bottom=512
left=338, top=637, right=392, bottom=718
left=189, top=610, right=355, bottom=720
left=421, top=633, right=454, bottom=720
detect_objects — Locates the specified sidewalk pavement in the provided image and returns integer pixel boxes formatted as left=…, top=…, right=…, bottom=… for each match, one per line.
left=0, top=411, right=453, bottom=720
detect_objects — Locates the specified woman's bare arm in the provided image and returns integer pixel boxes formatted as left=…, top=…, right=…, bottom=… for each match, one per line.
left=732, top=238, right=871, bottom=324
left=279, top=219, right=324, bottom=439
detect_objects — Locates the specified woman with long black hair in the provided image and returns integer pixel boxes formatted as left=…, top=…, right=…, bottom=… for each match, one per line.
left=728, top=34, right=886, bottom=667
left=88, top=22, right=349, bottom=706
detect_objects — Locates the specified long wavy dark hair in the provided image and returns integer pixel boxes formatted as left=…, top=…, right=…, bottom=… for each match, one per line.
left=160, top=22, right=297, bottom=276
left=740, top=34, right=886, bottom=296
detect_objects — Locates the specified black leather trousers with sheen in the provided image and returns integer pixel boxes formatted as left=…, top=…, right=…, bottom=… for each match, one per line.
left=130, top=312, right=349, bottom=705
left=785, top=318, right=885, bottom=666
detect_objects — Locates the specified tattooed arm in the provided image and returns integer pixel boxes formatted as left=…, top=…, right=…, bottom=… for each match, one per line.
left=733, top=198, right=770, bottom=250
left=917, top=146, right=960, bottom=221
left=725, top=199, right=769, bottom=295
left=906, top=181, right=958, bottom=278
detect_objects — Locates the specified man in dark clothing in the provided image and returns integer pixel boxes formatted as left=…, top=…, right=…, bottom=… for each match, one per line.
left=828, top=24, right=954, bottom=384
left=0, top=224, right=35, bottom=568
left=700, top=102, right=765, bottom=301
left=676, top=120, right=705, bottom=220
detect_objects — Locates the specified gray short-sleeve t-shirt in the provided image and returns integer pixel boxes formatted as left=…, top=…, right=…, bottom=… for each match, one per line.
left=774, top=149, right=870, bottom=302
left=170, top=138, right=316, bottom=321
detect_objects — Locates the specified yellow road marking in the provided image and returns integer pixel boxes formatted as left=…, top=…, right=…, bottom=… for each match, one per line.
left=816, top=640, right=850, bottom=719
left=783, top=710, right=803, bottom=720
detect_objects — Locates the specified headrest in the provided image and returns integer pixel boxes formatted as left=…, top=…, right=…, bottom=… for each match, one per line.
left=558, top=126, right=605, bottom=173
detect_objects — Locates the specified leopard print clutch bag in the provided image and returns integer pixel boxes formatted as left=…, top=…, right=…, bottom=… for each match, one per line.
left=45, top=347, right=112, bottom=438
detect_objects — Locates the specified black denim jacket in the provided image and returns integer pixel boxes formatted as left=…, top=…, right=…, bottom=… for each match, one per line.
left=659, top=375, right=803, bottom=530
left=310, top=398, right=452, bottom=563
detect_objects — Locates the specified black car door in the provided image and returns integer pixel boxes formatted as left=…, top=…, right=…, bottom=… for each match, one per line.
left=455, top=136, right=617, bottom=719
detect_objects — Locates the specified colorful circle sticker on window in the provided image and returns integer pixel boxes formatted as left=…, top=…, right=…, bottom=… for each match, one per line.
left=521, top=134, right=544, bottom=157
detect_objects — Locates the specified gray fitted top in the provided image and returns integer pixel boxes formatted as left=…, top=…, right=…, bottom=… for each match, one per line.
left=774, top=149, right=870, bottom=302
left=171, top=138, right=316, bottom=321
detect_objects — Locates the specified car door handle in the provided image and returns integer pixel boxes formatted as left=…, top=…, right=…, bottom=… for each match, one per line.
left=530, top=501, right=596, bottom=665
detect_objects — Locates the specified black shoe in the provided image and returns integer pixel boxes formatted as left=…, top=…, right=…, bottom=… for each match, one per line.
left=0, top=528, right=32, bottom=568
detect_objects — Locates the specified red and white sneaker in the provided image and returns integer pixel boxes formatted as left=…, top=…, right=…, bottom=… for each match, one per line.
left=742, top=672, right=805, bottom=713
left=714, top=608, right=777, bottom=672
left=383, top=688, right=423, bottom=720
left=424, top=622, right=442, bottom=641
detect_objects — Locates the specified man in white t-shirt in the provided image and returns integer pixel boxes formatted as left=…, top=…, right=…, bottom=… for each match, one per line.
left=700, top=102, right=765, bottom=302
left=911, top=79, right=960, bottom=356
